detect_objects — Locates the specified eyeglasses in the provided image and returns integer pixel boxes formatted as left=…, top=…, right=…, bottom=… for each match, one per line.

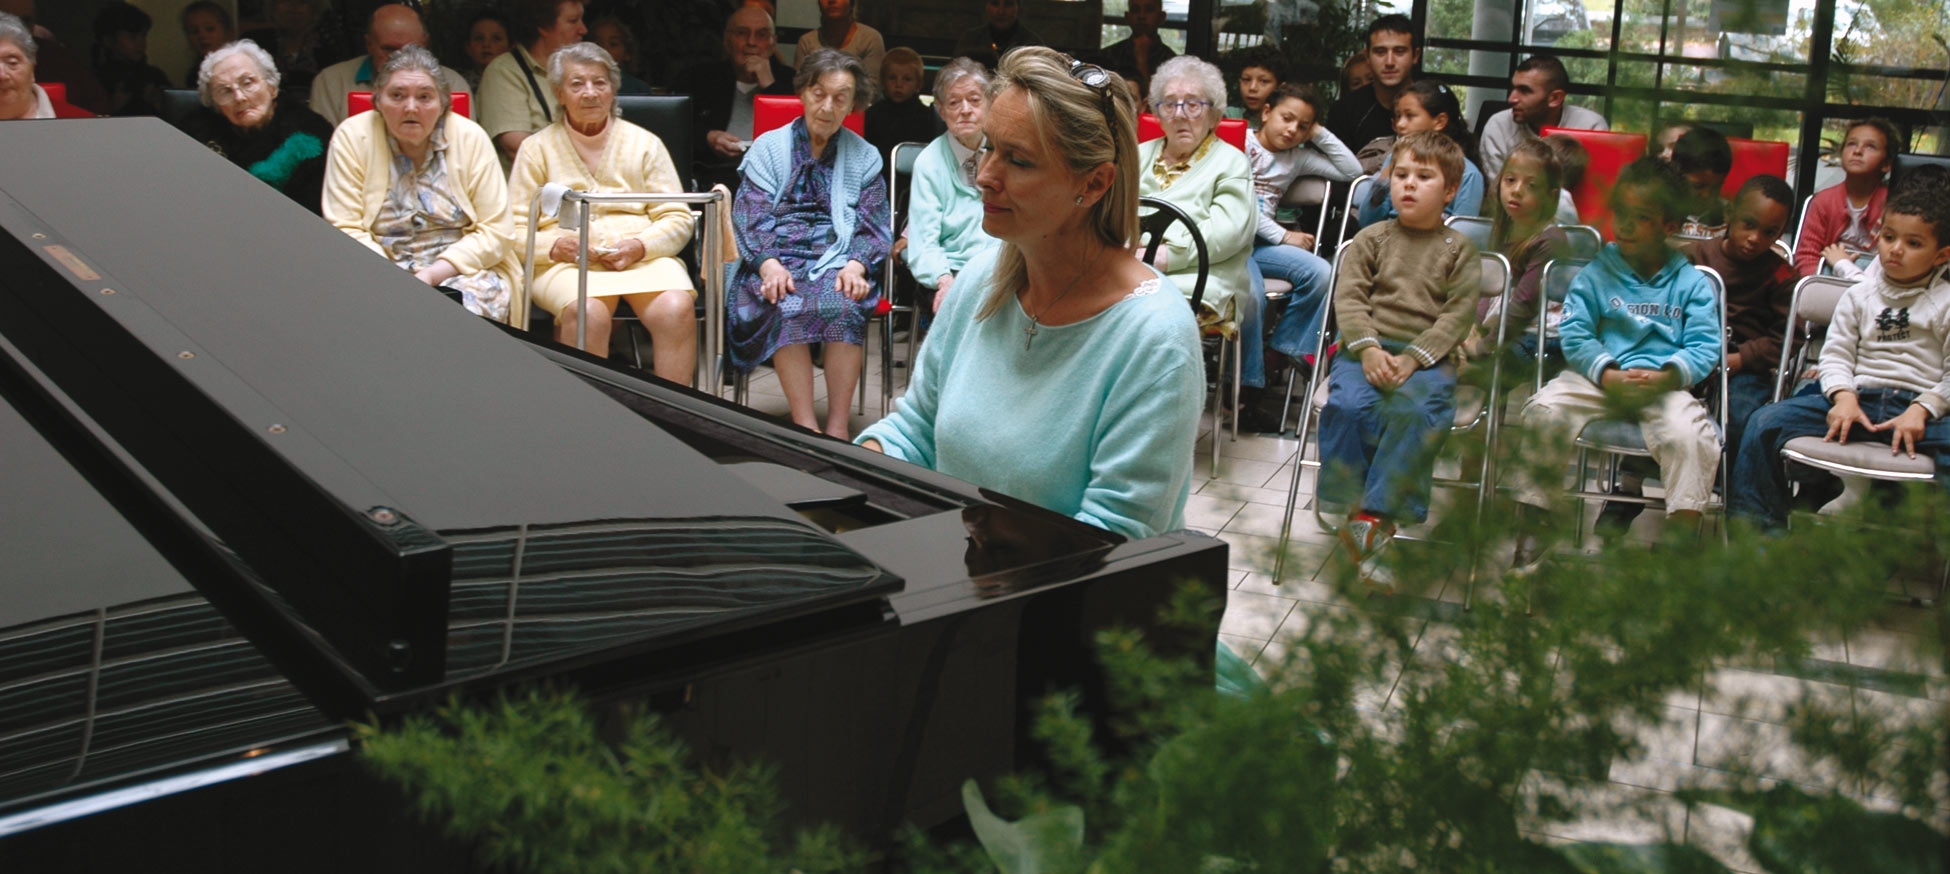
left=210, top=74, right=265, bottom=105
left=1155, top=99, right=1213, bottom=119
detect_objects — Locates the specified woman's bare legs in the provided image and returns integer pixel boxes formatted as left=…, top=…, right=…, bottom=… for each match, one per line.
left=820, top=342, right=863, bottom=439
left=771, top=344, right=822, bottom=432
left=624, top=290, right=697, bottom=385
left=555, top=296, right=618, bottom=357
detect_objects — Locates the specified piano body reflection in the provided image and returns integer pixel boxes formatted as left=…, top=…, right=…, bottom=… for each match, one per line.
left=0, top=119, right=1226, bottom=870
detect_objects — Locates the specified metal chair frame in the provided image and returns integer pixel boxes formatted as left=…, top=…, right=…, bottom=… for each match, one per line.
left=1136, top=196, right=1221, bottom=474
left=876, top=140, right=931, bottom=417
left=1772, top=274, right=1938, bottom=483
left=522, top=187, right=728, bottom=393
left=1272, top=246, right=1515, bottom=603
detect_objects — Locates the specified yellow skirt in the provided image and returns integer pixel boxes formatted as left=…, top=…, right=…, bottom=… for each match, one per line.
left=530, top=254, right=695, bottom=316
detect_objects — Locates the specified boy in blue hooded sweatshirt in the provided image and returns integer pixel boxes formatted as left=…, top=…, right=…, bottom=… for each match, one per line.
left=1510, top=157, right=1722, bottom=567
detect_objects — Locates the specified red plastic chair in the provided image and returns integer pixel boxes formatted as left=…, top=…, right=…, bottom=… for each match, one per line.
left=36, top=82, right=93, bottom=118
left=752, top=94, right=865, bottom=139
left=1540, top=126, right=1647, bottom=241
left=346, top=91, right=472, bottom=119
left=1137, top=114, right=1249, bottom=151
left=1723, top=137, right=1790, bottom=199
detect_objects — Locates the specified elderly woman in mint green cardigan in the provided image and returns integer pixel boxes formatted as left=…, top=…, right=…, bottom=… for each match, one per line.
left=1138, top=55, right=1261, bottom=413
left=902, top=57, right=995, bottom=314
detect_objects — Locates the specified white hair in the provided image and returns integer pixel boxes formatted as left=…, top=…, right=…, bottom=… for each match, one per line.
left=932, top=56, right=990, bottom=105
left=546, top=41, right=622, bottom=117
left=1147, top=55, right=1226, bottom=112
left=0, top=12, right=37, bottom=64
left=195, top=39, right=279, bottom=108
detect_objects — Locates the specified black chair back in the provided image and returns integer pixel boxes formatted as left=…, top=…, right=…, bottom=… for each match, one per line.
left=618, top=95, right=694, bottom=190
left=1137, top=196, right=1209, bottom=313
left=1892, top=151, right=1950, bottom=192
left=160, top=88, right=201, bottom=128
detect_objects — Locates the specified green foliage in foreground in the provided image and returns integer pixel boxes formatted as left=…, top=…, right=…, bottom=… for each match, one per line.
left=355, top=689, right=863, bottom=874
left=357, top=463, right=1947, bottom=873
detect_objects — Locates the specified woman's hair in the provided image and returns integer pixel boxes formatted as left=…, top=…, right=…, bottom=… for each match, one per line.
left=1489, top=138, right=1562, bottom=252
left=374, top=44, right=451, bottom=111
left=933, top=56, right=990, bottom=104
left=1399, top=79, right=1477, bottom=165
left=793, top=48, right=873, bottom=109
left=195, top=39, right=280, bottom=107
left=511, top=0, right=573, bottom=46
left=547, top=40, right=621, bottom=116
left=1146, top=54, right=1225, bottom=114
left=181, top=1, right=234, bottom=34
left=975, top=47, right=1139, bottom=322
left=0, top=12, right=37, bottom=64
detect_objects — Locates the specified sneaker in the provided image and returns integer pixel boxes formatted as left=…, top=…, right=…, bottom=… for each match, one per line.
left=1510, top=532, right=1547, bottom=577
left=1338, top=514, right=1397, bottom=594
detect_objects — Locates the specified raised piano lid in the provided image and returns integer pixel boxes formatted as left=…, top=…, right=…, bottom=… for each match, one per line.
left=0, top=118, right=899, bottom=707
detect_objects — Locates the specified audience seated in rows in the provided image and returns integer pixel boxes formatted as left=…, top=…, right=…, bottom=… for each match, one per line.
left=509, top=42, right=696, bottom=382
left=1478, top=54, right=1609, bottom=184
left=0, top=11, right=93, bottom=119
left=91, top=2, right=170, bottom=117
left=856, top=49, right=1204, bottom=540
left=323, top=45, right=520, bottom=323
left=950, top=0, right=1043, bottom=70
left=796, top=0, right=884, bottom=81
left=480, top=0, right=586, bottom=166
left=1472, top=138, right=1571, bottom=358
left=674, top=4, right=793, bottom=193
left=1244, top=81, right=1359, bottom=424
left=1683, top=175, right=1796, bottom=470
left=1328, top=14, right=1418, bottom=165
left=1511, top=158, right=1722, bottom=569
left=179, top=1, right=235, bottom=88
left=728, top=49, right=890, bottom=440
left=1101, top=0, right=1173, bottom=95
left=1357, top=80, right=1483, bottom=227
left=1733, top=187, right=1950, bottom=530
left=1226, top=45, right=1282, bottom=129
left=312, top=4, right=469, bottom=128
left=458, top=10, right=511, bottom=92
left=863, top=46, right=941, bottom=162
left=184, top=39, right=333, bottom=214
left=1137, top=56, right=1260, bottom=417
left=902, top=57, right=995, bottom=313
left=1321, top=130, right=1482, bottom=592
left=1795, top=117, right=1897, bottom=278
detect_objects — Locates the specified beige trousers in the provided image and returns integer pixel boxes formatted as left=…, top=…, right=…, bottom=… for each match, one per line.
left=1511, top=371, right=1721, bottom=514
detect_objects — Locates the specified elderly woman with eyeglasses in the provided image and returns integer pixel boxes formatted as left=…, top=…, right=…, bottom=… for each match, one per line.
left=729, top=48, right=891, bottom=440
left=856, top=48, right=1204, bottom=539
left=1137, top=55, right=1265, bottom=428
left=323, top=45, right=520, bottom=323
left=182, top=40, right=333, bottom=213
left=508, top=42, right=696, bottom=382
left=902, top=56, right=996, bottom=313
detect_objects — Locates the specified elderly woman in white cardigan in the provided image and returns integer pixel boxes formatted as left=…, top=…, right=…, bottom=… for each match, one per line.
left=728, top=48, right=891, bottom=440
left=323, top=45, right=520, bottom=323
left=1137, top=55, right=1263, bottom=426
left=509, top=42, right=696, bottom=382
left=902, top=57, right=994, bottom=314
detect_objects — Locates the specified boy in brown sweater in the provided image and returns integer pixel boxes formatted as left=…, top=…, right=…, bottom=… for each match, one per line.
left=1320, top=130, right=1482, bottom=591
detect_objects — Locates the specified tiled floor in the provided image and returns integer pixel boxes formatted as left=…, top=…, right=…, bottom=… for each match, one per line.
left=722, top=330, right=1945, bottom=871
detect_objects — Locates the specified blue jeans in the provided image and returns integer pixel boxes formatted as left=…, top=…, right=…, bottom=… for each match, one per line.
left=1233, top=271, right=1266, bottom=388
left=1249, top=240, right=1333, bottom=361
left=1730, top=388, right=1950, bottom=530
left=1718, top=371, right=1773, bottom=475
left=1317, top=349, right=1458, bottom=523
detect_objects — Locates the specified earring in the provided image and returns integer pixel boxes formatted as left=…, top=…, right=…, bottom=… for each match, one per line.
left=1074, top=195, right=1085, bottom=206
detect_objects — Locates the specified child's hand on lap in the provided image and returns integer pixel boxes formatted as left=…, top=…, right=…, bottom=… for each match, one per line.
left=1360, top=347, right=1394, bottom=387
left=1824, top=391, right=1871, bottom=443
left=1869, top=403, right=1930, bottom=457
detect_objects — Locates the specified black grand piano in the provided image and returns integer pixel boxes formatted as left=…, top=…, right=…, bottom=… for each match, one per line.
left=0, top=119, right=1226, bottom=870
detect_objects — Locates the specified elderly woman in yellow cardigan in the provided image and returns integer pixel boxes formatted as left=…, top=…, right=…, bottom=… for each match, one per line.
left=323, top=45, right=521, bottom=324
left=508, top=42, right=696, bottom=383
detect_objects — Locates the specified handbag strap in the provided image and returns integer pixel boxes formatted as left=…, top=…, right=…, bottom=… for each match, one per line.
left=517, top=47, right=551, bottom=123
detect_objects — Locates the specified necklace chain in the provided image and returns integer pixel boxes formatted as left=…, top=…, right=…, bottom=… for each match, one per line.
left=1024, top=245, right=1106, bottom=351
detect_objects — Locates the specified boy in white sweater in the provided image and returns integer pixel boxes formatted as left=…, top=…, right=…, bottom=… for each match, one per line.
left=1731, top=186, right=1950, bottom=530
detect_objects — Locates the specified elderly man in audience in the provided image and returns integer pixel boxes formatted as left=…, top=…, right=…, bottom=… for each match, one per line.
left=479, top=0, right=585, bottom=165
left=310, top=3, right=469, bottom=127
left=1137, top=56, right=1262, bottom=425
left=323, top=45, right=519, bottom=323
left=184, top=40, right=334, bottom=213
left=1477, top=55, right=1608, bottom=183
left=729, top=48, right=891, bottom=440
left=0, top=12, right=92, bottom=119
left=903, top=57, right=996, bottom=313
left=674, top=4, right=795, bottom=192
left=509, top=42, right=697, bottom=383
